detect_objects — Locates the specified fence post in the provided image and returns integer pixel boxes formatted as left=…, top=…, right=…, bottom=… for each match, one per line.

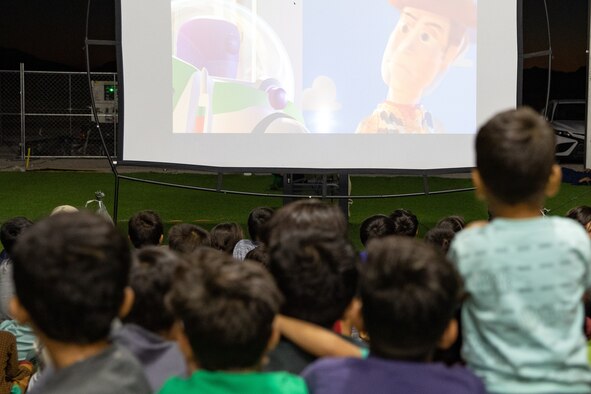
left=19, top=63, right=25, bottom=161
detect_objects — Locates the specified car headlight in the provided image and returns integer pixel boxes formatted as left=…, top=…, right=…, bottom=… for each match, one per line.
left=555, top=129, right=573, bottom=138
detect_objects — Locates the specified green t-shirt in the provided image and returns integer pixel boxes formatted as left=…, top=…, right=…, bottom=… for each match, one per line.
left=158, top=370, right=308, bottom=394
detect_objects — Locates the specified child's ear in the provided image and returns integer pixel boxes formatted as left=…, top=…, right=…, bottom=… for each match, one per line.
left=159, top=234, right=164, bottom=245
left=437, top=319, right=458, bottom=350
left=118, top=287, right=135, bottom=319
left=9, top=296, right=31, bottom=325
left=545, top=164, right=562, bottom=198
left=471, top=169, right=487, bottom=201
left=344, top=298, right=364, bottom=332
left=170, top=320, right=198, bottom=372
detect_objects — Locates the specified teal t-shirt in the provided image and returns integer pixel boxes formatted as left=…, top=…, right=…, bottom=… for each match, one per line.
left=0, top=320, right=35, bottom=361
left=159, top=370, right=308, bottom=394
left=449, top=216, right=591, bottom=393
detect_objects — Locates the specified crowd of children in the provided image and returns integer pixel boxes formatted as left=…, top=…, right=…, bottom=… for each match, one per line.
left=1, top=107, right=591, bottom=393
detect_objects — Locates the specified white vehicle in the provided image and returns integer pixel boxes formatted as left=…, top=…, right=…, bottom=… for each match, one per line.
left=543, top=99, right=586, bottom=162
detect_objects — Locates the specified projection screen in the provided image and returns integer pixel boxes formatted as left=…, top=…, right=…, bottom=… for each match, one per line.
left=117, top=0, right=520, bottom=171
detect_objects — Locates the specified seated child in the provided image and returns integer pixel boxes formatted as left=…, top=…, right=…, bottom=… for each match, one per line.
left=233, top=207, right=274, bottom=260
left=210, top=222, right=243, bottom=254
left=424, top=227, right=456, bottom=254
left=449, top=107, right=591, bottom=393
left=260, top=199, right=348, bottom=247
left=159, top=255, right=307, bottom=394
left=436, top=215, right=465, bottom=233
left=302, top=236, right=486, bottom=394
left=0, top=331, right=33, bottom=394
left=11, top=212, right=151, bottom=394
left=112, top=247, right=187, bottom=391
left=266, top=228, right=359, bottom=374
left=167, top=224, right=210, bottom=255
left=359, top=214, right=396, bottom=247
left=128, top=210, right=163, bottom=249
left=245, top=245, right=269, bottom=268
left=0, top=217, right=33, bottom=321
left=359, top=214, right=396, bottom=262
left=388, top=209, right=419, bottom=237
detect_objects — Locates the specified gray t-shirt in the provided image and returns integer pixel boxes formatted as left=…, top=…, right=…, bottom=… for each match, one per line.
left=29, top=344, right=151, bottom=394
left=232, top=239, right=257, bottom=260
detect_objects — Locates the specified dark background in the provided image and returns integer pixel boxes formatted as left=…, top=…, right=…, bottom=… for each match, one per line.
left=0, top=0, right=588, bottom=109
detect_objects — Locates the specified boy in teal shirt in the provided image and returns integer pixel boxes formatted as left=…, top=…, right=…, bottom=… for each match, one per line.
left=449, top=107, right=591, bottom=393
left=159, top=250, right=307, bottom=394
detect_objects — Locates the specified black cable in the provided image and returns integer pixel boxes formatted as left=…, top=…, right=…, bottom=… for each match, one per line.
left=85, top=0, right=119, bottom=177
left=542, top=0, right=552, bottom=116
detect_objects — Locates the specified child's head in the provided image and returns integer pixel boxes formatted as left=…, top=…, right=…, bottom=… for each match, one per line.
left=360, top=214, right=396, bottom=247
left=245, top=245, right=269, bottom=268
left=247, top=207, right=274, bottom=242
left=168, top=255, right=282, bottom=371
left=261, top=199, right=347, bottom=246
left=210, top=222, right=243, bottom=254
left=474, top=107, right=559, bottom=207
left=124, top=247, right=185, bottom=334
left=168, top=223, right=211, bottom=254
left=11, top=212, right=132, bottom=345
left=424, top=227, right=456, bottom=253
left=566, top=205, right=591, bottom=235
left=389, top=209, right=419, bottom=237
left=0, top=217, right=33, bottom=258
left=269, top=229, right=357, bottom=328
left=50, top=205, right=79, bottom=216
left=128, top=210, right=163, bottom=248
left=362, top=236, right=461, bottom=361
left=436, top=215, right=465, bottom=233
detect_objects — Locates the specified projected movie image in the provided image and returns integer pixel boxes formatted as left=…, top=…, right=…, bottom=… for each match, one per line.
left=171, top=0, right=477, bottom=135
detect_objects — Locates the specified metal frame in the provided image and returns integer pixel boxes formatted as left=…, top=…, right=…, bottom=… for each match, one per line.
left=99, top=0, right=527, bottom=221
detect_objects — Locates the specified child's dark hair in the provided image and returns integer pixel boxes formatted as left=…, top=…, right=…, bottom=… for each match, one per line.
left=245, top=245, right=269, bottom=268
left=362, top=236, right=461, bottom=360
left=210, top=222, right=244, bottom=254
left=168, top=256, right=282, bottom=370
left=261, top=199, right=347, bottom=246
left=12, top=212, right=131, bottom=344
left=566, top=206, right=591, bottom=229
left=476, top=107, right=556, bottom=205
left=168, top=223, right=211, bottom=254
left=436, top=215, right=465, bottom=233
left=128, top=210, right=163, bottom=248
left=424, top=227, right=456, bottom=254
left=269, top=229, right=358, bottom=328
left=247, top=207, right=274, bottom=242
left=124, top=247, right=185, bottom=333
left=0, top=217, right=33, bottom=257
left=360, top=214, right=396, bottom=247
left=389, top=209, right=419, bottom=237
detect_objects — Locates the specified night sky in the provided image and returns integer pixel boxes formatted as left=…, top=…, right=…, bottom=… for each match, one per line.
left=0, top=1, right=588, bottom=72
left=0, top=0, right=116, bottom=71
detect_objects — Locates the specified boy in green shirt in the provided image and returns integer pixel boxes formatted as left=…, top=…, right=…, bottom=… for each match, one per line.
left=159, top=250, right=308, bottom=394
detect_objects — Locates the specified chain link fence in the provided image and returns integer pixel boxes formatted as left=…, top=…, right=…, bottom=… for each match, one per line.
left=0, top=67, right=118, bottom=159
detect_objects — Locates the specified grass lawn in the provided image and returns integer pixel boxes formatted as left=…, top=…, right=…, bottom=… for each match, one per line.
left=2, top=171, right=589, bottom=250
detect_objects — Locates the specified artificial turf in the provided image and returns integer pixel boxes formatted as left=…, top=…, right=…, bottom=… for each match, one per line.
left=2, top=171, right=589, bottom=250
